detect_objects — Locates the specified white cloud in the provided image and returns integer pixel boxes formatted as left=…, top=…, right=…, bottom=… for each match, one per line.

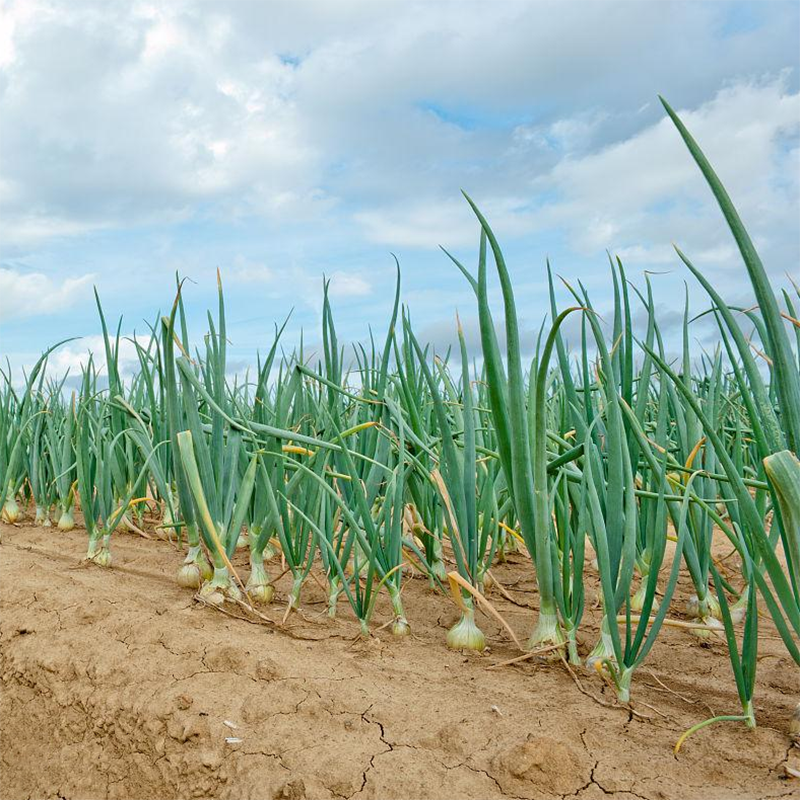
left=0, top=0, right=798, bottom=366
left=1, top=0, right=797, bottom=255
left=0, top=267, right=94, bottom=320
left=326, top=271, right=371, bottom=299
left=229, top=260, right=274, bottom=284
left=0, top=1, right=324, bottom=248
left=229, top=259, right=371, bottom=302
left=0, top=0, right=47, bottom=69
left=532, top=76, right=800, bottom=274
left=0, top=213, right=113, bottom=247
left=41, top=334, right=143, bottom=383
left=355, top=197, right=535, bottom=248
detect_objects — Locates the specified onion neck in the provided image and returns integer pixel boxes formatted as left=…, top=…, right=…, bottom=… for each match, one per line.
left=288, top=575, right=303, bottom=609
left=729, top=585, right=749, bottom=625
left=327, top=575, right=341, bottom=618
left=688, top=587, right=721, bottom=621
left=245, top=550, right=273, bottom=605
left=743, top=698, right=756, bottom=729
left=263, top=540, right=278, bottom=561
left=476, top=565, right=493, bottom=594
left=615, top=666, right=633, bottom=703
left=687, top=589, right=723, bottom=638
left=388, top=583, right=410, bottom=637
left=586, top=616, right=615, bottom=668
left=428, top=536, right=446, bottom=582
left=564, top=622, right=581, bottom=665
left=527, top=599, right=565, bottom=652
left=86, top=530, right=102, bottom=559
left=631, top=568, right=659, bottom=613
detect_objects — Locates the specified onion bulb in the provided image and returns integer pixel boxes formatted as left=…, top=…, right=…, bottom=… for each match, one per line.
left=93, top=547, right=113, bottom=568
left=630, top=581, right=659, bottom=613
left=245, top=557, right=274, bottom=606
left=177, top=545, right=213, bottom=589
left=57, top=508, right=75, bottom=531
left=392, top=618, right=411, bottom=637
left=199, top=566, right=242, bottom=606
left=388, top=585, right=410, bottom=637
left=586, top=617, right=615, bottom=669
left=2, top=496, right=20, bottom=524
left=527, top=602, right=566, bottom=653
left=686, top=592, right=723, bottom=638
left=447, top=605, right=485, bottom=651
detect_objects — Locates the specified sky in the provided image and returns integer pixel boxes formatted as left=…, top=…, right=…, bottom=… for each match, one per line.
left=0, top=0, right=798, bottom=379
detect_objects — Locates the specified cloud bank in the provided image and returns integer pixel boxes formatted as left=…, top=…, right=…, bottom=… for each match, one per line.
left=0, top=0, right=797, bottom=367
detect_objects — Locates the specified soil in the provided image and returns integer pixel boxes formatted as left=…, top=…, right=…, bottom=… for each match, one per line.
left=1, top=518, right=798, bottom=800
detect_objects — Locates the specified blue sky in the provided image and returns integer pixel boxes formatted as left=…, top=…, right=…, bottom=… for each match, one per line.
left=0, top=0, right=798, bottom=377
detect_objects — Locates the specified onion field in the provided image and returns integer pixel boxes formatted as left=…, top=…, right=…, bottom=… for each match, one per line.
left=1, top=98, right=799, bottom=796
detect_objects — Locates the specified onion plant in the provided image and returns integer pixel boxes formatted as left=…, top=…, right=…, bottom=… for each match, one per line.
left=26, top=375, right=54, bottom=526
left=1, top=344, right=70, bottom=526
left=461, top=205, right=583, bottom=652
left=161, top=290, right=212, bottom=588
left=405, top=312, right=494, bottom=650
left=75, top=362, right=152, bottom=566
left=655, top=96, right=800, bottom=740
left=45, top=390, right=77, bottom=530
left=171, top=277, right=260, bottom=603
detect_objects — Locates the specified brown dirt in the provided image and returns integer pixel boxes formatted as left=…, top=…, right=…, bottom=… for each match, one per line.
left=1, top=519, right=798, bottom=800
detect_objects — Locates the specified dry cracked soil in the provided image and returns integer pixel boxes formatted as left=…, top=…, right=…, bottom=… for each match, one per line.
left=1, top=519, right=798, bottom=800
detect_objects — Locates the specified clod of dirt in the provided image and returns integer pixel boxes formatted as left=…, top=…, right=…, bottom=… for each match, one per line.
left=204, top=644, right=254, bottom=675
left=272, top=778, right=307, bottom=800
left=255, top=656, right=281, bottom=681
left=492, top=734, right=590, bottom=797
